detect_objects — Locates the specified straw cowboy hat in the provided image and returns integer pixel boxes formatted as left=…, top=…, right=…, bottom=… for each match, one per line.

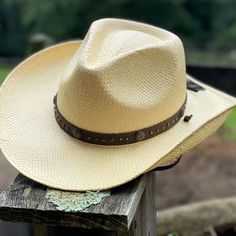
left=0, top=18, right=235, bottom=191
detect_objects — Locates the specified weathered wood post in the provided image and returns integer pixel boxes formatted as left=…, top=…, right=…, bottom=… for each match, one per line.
left=0, top=172, right=157, bottom=236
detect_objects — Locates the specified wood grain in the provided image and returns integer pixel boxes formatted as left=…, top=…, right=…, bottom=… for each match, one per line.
left=0, top=173, right=149, bottom=231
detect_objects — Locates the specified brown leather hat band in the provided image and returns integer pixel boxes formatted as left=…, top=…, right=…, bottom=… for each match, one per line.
left=53, top=96, right=187, bottom=146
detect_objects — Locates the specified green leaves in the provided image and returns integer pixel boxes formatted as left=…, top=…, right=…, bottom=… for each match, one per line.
left=2, top=0, right=236, bottom=56
left=167, top=233, right=180, bottom=236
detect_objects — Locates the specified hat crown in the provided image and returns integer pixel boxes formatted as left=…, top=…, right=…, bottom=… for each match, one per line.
left=57, top=18, right=186, bottom=133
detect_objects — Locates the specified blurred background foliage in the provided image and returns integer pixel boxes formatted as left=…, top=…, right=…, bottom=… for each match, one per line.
left=0, top=0, right=235, bottom=134
left=1, top=0, right=236, bottom=60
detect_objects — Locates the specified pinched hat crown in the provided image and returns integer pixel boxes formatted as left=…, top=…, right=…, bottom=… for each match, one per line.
left=1, top=17, right=235, bottom=191
left=56, top=18, right=186, bottom=140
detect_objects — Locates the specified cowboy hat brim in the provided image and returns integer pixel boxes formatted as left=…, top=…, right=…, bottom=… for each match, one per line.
left=0, top=41, right=235, bottom=191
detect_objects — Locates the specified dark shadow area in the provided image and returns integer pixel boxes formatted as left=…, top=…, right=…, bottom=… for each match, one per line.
left=187, top=65, right=236, bottom=96
left=0, top=222, right=31, bottom=236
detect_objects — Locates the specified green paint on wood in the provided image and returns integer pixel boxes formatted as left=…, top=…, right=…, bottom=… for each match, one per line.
left=23, top=187, right=32, bottom=199
left=45, top=189, right=110, bottom=212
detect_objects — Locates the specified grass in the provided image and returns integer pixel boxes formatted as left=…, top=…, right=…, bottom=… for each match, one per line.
left=224, top=108, right=236, bottom=129
left=0, top=66, right=12, bottom=84
left=220, top=108, right=236, bottom=140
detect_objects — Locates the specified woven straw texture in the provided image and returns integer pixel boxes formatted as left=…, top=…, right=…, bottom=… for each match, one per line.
left=57, top=19, right=186, bottom=133
left=0, top=19, right=236, bottom=191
